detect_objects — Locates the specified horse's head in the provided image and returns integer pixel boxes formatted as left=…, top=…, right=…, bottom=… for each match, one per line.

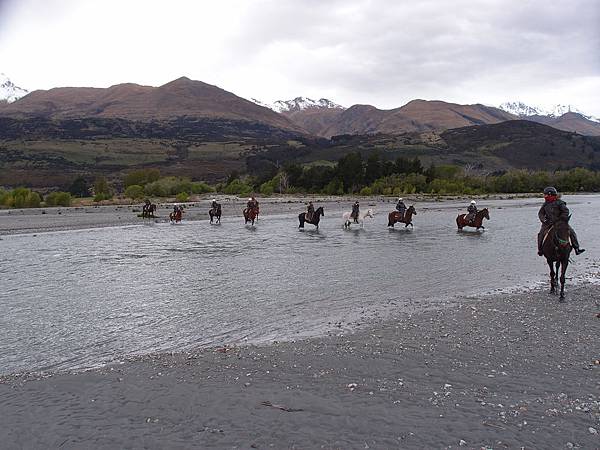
left=481, top=208, right=490, bottom=220
left=316, top=206, right=324, bottom=216
left=554, top=220, right=571, bottom=248
left=408, top=205, right=416, bottom=215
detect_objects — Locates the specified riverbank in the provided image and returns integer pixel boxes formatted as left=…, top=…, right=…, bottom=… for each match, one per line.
left=1, top=284, right=598, bottom=449
left=0, top=193, right=568, bottom=236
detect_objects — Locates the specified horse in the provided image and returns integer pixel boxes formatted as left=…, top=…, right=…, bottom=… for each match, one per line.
left=209, top=205, right=222, bottom=224
left=456, top=208, right=489, bottom=231
left=243, top=206, right=259, bottom=225
left=141, top=203, right=157, bottom=218
left=343, top=209, right=374, bottom=229
left=542, top=219, right=572, bottom=301
left=298, top=206, right=324, bottom=229
left=388, top=205, right=417, bottom=228
left=169, top=208, right=183, bottom=223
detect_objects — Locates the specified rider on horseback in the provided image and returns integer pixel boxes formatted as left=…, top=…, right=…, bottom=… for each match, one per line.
left=351, top=201, right=360, bottom=223
left=247, top=196, right=259, bottom=210
left=306, top=201, right=315, bottom=222
left=396, top=197, right=407, bottom=218
left=466, top=200, right=478, bottom=224
left=537, top=187, right=585, bottom=256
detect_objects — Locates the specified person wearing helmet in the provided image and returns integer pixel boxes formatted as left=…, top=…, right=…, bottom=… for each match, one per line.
left=396, top=197, right=407, bottom=218
left=351, top=201, right=360, bottom=223
left=537, top=187, right=585, bottom=256
left=306, top=201, right=315, bottom=222
left=466, top=200, right=478, bottom=224
left=211, top=198, right=221, bottom=215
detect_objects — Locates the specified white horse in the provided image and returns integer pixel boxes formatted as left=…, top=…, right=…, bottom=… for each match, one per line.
left=343, top=208, right=375, bottom=229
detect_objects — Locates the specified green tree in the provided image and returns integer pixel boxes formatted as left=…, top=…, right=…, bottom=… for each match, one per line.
left=337, top=152, right=363, bottom=193
left=124, top=185, right=145, bottom=200
left=68, top=176, right=90, bottom=197
left=364, top=152, right=382, bottom=184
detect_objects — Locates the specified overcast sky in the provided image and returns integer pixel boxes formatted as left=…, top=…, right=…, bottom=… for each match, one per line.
left=1, top=0, right=599, bottom=114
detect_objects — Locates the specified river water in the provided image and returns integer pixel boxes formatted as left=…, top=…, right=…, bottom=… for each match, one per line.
left=1, top=195, right=598, bottom=375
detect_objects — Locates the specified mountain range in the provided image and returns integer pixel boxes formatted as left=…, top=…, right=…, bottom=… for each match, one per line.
left=2, top=73, right=600, bottom=137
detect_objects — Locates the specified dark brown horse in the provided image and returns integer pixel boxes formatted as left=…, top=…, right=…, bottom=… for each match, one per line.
left=388, top=205, right=417, bottom=228
left=298, top=206, right=324, bottom=229
left=141, top=203, right=157, bottom=218
left=243, top=206, right=259, bottom=225
left=209, top=205, right=221, bottom=224
left=542, top=219, right=572, bottom=301
left=456, top=208, right=489, bottom=230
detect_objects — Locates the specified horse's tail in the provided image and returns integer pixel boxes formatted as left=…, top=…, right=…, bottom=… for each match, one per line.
left=298, top=213, right=305, bottom=228
left=456, top=215, right=462, bottom=229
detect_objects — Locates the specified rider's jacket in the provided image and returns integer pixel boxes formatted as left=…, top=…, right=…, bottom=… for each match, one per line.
left=307, top=204, right=314, bottom=215
left=211, top=201, right=219, bottom=209
left=467, top=205, right=477, bottom=215
left=396, top=201, right=406, bottom=212
left=538, top=199, right=569, bottom=225
left=247, top=200, right=258, bottom=209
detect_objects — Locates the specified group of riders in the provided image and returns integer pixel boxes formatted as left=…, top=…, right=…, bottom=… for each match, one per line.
left=149, top=185, right=586, bottom=258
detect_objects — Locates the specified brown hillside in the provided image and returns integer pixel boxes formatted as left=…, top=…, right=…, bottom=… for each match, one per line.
left=528, top=112, right=600, bottom=136
left=316, top=100, right=516, bottom=137
left=0, top=77, right=300, bottom=131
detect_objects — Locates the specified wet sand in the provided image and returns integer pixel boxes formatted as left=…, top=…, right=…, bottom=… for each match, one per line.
left=1, top=284, right=598, bottom=449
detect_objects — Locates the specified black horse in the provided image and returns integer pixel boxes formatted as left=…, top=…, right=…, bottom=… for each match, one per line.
left=209, top=205, right=222, bottom=224
left=298, top=206, right=324, bottom=229
left=541, top=219, right=572, bottom=301
left=141, top=203, right=157, bottom=218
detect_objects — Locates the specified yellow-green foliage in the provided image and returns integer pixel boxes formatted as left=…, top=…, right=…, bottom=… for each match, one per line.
left=45, top=191, right=72, bottom=207
left=0, top=188, right=41, bottom=208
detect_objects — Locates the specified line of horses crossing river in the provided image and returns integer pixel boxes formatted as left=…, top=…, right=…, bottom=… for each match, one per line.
left=139, top=199, right=579, bottom=301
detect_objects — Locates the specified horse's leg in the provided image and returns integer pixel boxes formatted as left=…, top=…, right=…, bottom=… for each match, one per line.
left=559, top=260, right=567, bottom=301
left=548, top=260, right=556, bottom=294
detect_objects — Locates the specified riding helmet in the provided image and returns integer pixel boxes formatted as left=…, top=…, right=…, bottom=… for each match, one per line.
left=543, top=186, right=558, bottom=196
left=470, top=200, right=476, bottom=204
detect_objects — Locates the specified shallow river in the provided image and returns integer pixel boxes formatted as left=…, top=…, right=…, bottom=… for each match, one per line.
left=1, top=195, right=598, bottom=375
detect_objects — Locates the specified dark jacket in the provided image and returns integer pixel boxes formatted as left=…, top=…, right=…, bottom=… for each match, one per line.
left=467, top=205, right=477, bottom=215
left=538, top=199, right=569, bottom=225
left=396, top=201, right=406, bottom=212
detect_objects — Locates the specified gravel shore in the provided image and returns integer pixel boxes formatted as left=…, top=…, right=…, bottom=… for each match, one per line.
left=1, top=284, right=598, bottom=449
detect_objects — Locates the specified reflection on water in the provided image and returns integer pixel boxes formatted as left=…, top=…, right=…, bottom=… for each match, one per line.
left=0, top=195, right=598, bottom=375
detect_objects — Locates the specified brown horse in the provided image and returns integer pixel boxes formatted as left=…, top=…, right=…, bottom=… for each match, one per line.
left=388, top=205, right=417, bottom=228
left=243, top=206, right=259, bottom=225
left=542, top=219, right=572, bottom=301
left=456, top=208, right=489, bottom=230
left=169, top=209, right=183, bottom=223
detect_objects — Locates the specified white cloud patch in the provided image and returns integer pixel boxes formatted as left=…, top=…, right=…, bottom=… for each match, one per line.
left=0, top=0, right=598, bottom=114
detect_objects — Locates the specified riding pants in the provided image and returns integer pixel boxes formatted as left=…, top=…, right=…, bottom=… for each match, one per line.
left=538, top=223, right=580, bottom=253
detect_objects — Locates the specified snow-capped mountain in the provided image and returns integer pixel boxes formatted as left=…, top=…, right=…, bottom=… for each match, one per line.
left=251, top=96, right=344, bottom=113
left=0, top=73, right=28, bottom=103
left=500, top=101, right=599, bottom=123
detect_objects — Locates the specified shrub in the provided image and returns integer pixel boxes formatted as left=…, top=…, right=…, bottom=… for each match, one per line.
left=123, top=168, right=160, bottom=187
left=223, top=179, right=253, bottom=196
left=190, top=182, right=213, bottom=194
left=124, top=185, right=145, bottom=200
left=1, top=188, right=41, bottom=208
left=94, top=192, right=112, bottom=202
left=176, top=191, right=189, bottom=202
left=45, top=191, right=72, bottom=207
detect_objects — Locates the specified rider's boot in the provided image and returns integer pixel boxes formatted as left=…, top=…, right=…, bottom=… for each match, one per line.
left=574, top=247, right=586, bottom=255
left=569, top=228, right=585, bottom=255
